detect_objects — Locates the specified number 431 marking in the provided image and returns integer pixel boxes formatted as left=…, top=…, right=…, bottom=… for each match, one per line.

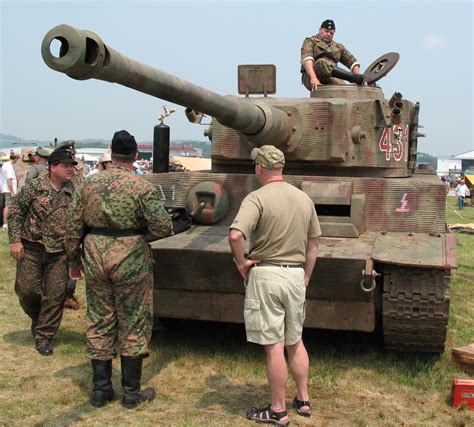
left=378, top=125, right=409, bottom=161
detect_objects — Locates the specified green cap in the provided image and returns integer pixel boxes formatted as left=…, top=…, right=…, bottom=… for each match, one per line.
left=35, top=147, right=52, bottom=158
left=250, top=145, right=285, bottom=170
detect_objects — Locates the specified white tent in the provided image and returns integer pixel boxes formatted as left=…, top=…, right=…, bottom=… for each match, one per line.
left=78, top=153, right=100, bottom=162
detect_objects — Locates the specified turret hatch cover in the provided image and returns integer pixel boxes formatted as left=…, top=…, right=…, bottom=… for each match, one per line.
left=363, top=52, right=400, bottom=84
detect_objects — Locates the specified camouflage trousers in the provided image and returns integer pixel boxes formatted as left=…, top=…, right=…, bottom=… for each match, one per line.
left=83, top=234, right=154, bottom=361
left=302, top=57, right=344, bottom=90
left=14, top=240, right=68, bottom=343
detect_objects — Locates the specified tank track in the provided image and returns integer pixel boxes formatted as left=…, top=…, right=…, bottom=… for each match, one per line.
left=382, top=266, right=451, bottom=353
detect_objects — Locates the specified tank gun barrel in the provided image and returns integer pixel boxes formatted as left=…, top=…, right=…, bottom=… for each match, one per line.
left=41, top=25, right=294, bottom=148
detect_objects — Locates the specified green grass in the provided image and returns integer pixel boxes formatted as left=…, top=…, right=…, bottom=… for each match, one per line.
left=0, top=199, right=473, bottom=426
left=447, top=195, right=474, bottom=225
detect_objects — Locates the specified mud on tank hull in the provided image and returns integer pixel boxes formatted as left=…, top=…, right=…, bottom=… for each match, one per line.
left=147, top=171, right=456, bottom=354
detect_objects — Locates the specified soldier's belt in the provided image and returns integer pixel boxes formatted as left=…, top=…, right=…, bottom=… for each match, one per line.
left=89, top=228, right=145, bottom=237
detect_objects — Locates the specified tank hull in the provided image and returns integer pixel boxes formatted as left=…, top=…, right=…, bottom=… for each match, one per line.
left=147, top=171, right=455, bottom=352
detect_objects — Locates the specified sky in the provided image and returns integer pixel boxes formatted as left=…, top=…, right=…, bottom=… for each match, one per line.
left=1, top=0, right=473, bottom=157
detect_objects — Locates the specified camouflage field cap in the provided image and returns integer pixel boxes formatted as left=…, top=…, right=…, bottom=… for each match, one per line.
left=321, top=19, right=335, bottom=30
left=35, top=147, right=52, bottom=158
left=251, top=145, right=285, bottom=170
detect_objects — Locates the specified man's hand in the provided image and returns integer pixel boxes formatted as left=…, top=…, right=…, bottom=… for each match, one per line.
left=310, top=76, right=321, bottom=91
left=236, top=259, right=261, bottom=280
left=69, top=264, right=83, bottom=280
left=10, top=242, right=24, bottom=261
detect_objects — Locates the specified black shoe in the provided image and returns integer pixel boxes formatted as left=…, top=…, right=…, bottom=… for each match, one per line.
left=36, top=341, right=53, bottom=356
left=91, top=359, right=115, bottom=408
left=31, top=321, right=37, bottom=338
left=120, top=356, right=156, bottom=409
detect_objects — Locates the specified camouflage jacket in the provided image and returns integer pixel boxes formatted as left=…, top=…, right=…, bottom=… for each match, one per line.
left=8, top=171, right=75, bottom=253
left=66, top=163, right=172, bottom=265
left=300, top=35, right=358, bottom=71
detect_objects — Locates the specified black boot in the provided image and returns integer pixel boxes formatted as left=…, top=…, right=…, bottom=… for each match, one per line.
left=36, top=340, right=53, bottom=356
left=91, top=359, right=115, bottom=408
left=121, top=356, right=156, bottom=409
left=331, top=66, right=364, bottom=85
left=31, top=318, right=38, bottom=338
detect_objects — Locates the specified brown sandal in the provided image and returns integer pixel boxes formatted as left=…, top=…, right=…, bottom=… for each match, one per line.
left=246, top=404, right=289, bottom=425
left=293, top=397, right=311, bottom=417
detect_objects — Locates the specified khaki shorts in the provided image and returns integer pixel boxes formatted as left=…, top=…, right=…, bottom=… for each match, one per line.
left=244, top=265, right=306, bottom=345
left=3, top=193, right=13, bottom=207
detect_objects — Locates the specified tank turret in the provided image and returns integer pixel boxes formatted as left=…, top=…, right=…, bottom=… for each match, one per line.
left=42, top=25, right=420, bottom=177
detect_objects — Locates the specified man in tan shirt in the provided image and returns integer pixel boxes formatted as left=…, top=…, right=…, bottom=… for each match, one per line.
left=229, top=145, right=321, bottom=425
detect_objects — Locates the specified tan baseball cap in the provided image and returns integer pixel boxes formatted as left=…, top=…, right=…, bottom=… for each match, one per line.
left=250, top=145, right=285, bottom=170
left=99, top=152, right=112, bottom=163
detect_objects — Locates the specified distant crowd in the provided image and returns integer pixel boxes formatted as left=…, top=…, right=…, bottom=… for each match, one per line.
left=83, top=157, right=152, bottom=176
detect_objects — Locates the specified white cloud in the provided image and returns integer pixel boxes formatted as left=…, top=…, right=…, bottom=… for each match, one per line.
left=423, top=34, right=447, bottom=49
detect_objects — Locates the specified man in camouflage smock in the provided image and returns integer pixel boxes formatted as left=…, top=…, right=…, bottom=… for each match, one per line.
left=47, top=141, right=85, bottom=310
left=66, top=130, right=172, bottom=409
left=8, top=149, right=78, bottom=356
left=300, top=19, right=362, bottom=91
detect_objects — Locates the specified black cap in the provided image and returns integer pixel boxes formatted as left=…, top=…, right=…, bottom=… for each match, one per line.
left=321, top=19, right=335, bottom=30
left=48, top=150, right=78, bottom=165
left=111, top=130, right=137, bottom=155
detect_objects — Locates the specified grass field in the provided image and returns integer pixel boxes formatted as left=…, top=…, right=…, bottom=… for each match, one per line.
left=0, top=196, right=472, bottom=426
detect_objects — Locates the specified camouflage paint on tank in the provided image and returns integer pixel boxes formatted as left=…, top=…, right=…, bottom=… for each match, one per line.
left=41, top=24, right=454, bottom=353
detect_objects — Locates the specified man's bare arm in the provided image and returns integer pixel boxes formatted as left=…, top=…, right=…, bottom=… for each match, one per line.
left=7, top=178, right=15, bottom=196
left=303, top=59, right=321, bottom=91
left=228, top=228, right=260, bottom=280
left=304, top=237, right=319, bottom=286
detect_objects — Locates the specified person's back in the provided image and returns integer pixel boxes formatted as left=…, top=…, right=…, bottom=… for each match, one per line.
left=244, top=181, right=316, bottom=264
left=229, top=145, right=320, bottom=426
left=81, top=163, right=157, bottom=231
left=26, top=163, right=47, bottom=182
left=66, top=129, right=172, bottom=410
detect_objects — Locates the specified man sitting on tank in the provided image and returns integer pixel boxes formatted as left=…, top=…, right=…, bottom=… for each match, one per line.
left=300, top=19, right=363, bottom=91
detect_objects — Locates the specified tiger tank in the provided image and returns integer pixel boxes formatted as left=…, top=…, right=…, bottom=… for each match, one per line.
left=41, top=24, right=457, bottom=353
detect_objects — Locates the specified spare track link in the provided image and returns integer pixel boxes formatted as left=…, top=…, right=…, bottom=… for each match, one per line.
left=382, top=266, right=451, bottom=353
